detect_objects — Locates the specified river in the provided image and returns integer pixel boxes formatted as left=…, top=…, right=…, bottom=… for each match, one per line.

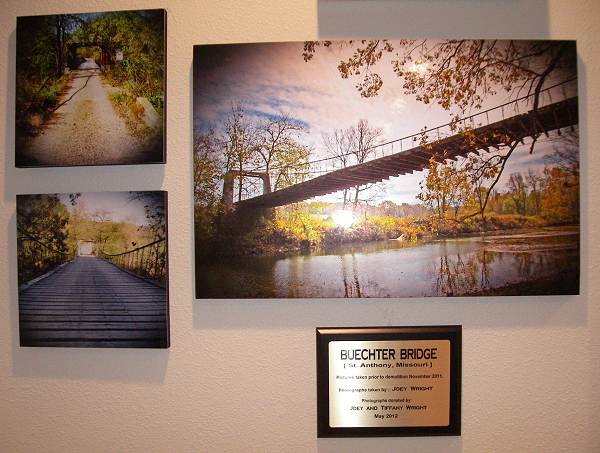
left=195, top=226, right=579, bottom=298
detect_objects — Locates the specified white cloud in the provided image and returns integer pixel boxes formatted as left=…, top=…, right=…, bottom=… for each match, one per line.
left=392, top=97, right=407, bottom=112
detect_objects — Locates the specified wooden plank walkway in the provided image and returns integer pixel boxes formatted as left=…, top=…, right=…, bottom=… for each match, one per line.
left=19, top=256, right=168, bottom=348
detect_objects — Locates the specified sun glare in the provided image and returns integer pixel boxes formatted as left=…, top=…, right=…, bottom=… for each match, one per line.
left=332, top=210, right=355, bottom=229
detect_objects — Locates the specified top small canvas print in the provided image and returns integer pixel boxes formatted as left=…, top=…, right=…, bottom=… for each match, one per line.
left=193, top=39, right=579, bottom=298
left=15, top=9, right=166, bottom=167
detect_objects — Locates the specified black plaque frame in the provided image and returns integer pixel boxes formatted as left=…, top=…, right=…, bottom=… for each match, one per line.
left=316, top=325, right=461, bottom=437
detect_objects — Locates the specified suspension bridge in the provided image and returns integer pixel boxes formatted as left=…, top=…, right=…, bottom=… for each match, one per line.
left=233, top=80, right=578, bottom=209
left=18, top=230, right=168, bottom=348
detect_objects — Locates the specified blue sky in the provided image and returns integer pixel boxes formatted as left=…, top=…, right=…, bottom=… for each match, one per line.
left=193, top=41, right=578, bottom=204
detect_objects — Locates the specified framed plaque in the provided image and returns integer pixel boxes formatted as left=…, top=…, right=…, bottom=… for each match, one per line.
left=316, top=326, right=461, bottom=437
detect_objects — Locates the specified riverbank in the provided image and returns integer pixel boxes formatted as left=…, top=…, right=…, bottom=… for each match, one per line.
left=197, top=207, right=578, bottom=260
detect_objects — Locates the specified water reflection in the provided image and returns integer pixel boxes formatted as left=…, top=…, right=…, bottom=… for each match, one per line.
left=340, top=254, right=362, bottom=298
left=195, top=227, right=579, bottom=298
left=432, top=252, right=481, bottom=296
left=429, top=236, right=578, bottom=297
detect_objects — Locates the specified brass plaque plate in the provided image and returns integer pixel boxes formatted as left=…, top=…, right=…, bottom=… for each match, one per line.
left=328, top=340, right=450, bottom=427
left=317, top=326, right=461, bottom=437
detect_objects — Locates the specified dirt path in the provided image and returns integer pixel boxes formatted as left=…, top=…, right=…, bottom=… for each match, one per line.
left=17, top=58, right=163, bottom=167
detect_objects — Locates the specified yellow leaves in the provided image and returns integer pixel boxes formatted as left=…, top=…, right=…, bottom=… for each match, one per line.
left=358, top=73, right=383, bottom=98
left=338, top=61, right=350, bottom=78
left=274, top=207, right=328, bottom=242
left=302, top=41, right=318, bottom=62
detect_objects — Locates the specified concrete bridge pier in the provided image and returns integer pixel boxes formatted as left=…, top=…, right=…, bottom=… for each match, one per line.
left=221, top=170, right=275, bottom=226
left=222, top=170, right=272, bottom=206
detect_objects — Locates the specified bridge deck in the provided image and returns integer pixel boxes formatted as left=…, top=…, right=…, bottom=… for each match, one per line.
left=238, top=97, right=578, bottom=208
left=19, top=256, right=168, bottom=348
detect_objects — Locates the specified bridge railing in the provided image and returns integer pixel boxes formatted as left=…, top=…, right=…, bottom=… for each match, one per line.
left=99, top=238, right=167, bottom=286
left=234, top=77, right=577, bottom=202
left=17, top=227, right=74, bottom=286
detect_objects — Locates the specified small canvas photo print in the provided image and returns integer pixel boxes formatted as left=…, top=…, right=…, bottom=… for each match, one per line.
left=15, top=9, right=166, bottom=167
left=17, top=191, right=169, bottom=348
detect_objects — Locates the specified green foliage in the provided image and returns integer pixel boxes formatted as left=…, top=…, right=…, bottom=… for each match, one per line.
left=16, top=14, right=90, bottom=132
left=17, top=194, right=71, bottom=284
left=109, top=91, right=128, bottom=104
left=78, top=10, right=164, bottom=108
left=193, top=106, right=312, bottom=243
left=274, top=206, right=331, bottom=243
left=16, top=11, right=164, bottom=134
left=194, top=129, right=225, bottom=243
left=108, top=91, right=154, bottom=138
left=428, top=213, right=546, bottom=237
left=540, top=167, right=579, bottom=224
left=147, top=93, right=164, bottom=110
left=415, top=134, right=579, bottom=231
left=17, top=192, right=166, bottom=285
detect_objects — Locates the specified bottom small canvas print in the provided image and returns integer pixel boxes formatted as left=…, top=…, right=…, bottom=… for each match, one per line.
left=16, top=191, right=168, bottom=348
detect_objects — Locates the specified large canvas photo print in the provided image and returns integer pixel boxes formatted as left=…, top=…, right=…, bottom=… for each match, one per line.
left=17, top=191, right=168, bottom=347
left=193, top=39, right=579, bottom=298
left=15, top=9, right=165, bottom=167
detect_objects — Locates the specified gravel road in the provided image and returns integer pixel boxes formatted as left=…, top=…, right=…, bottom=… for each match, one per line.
left=17, top=59, right=163, bottom=167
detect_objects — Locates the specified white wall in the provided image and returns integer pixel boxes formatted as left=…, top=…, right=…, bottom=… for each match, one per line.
left=1, top=0, right=599, bottom=451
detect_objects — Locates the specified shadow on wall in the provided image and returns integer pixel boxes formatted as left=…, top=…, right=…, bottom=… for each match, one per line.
left=5, top=28, right=169, bottom=382
left=9, top=209, right=169, bottom=382
left=317, top=0, right=550, bottom=38
left=317, top=436, right=462, bottom=453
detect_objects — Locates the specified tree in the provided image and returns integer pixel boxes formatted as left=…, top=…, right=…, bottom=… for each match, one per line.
left=541, top=166, right=579, bottom=223
left=75, top=10, right=165, bottom=104
left=322, top=128, right=352, bottom=206
left=545, top=130, right=579, bottom=176
left=379, top=200, right=399, bottom=217
left=417, top=156, right=471, bottom=222
left=210, top=107, right=313, bottom=202
left=256, top=114, right=311, bottom=191
left=223, top=106, right=259, bottom=201
left=461, top=147, right=506, bottom=224
left=16, top=194, right=71, bottom=284
left=17, top=194, right=70, bottom=253
left=194, top=129, right=222, bottom=209
left=507, top=173, right=528, bottom=215
left=270, top=140, right=311, bottom=190
left=90, top=209, right=116, bottom=252
left=542, top=131, right=579, bottom=222
left=16, top=15, right=70, bottom=129
left=128, top=192, right=167, bottom=242
left=348, top=119, right=384, bottom=210
left=66, top=205, right=92, bottom=252
left=526, top=169, right=543, bottom=215
left=51, top=14, right=85, bottom=77
left=16, top=10, right=165, bottom=134
left=322, top=119, right=383, bottom=211
left=303, top=39, right=576, bottom=115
